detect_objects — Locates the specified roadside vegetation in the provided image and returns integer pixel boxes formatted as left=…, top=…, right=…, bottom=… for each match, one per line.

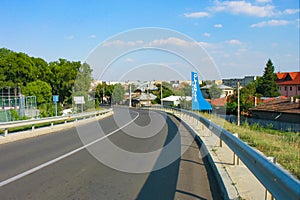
left=199, top=112, right=300, bottom=180
left=0, top=48, right=97, bottom=118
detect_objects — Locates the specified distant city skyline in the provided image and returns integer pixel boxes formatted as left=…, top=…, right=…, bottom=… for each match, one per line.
left=0, top=0, right=299, bottom=80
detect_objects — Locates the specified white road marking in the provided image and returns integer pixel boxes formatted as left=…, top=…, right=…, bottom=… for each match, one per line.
left=0, top=110, right=139, bottom=187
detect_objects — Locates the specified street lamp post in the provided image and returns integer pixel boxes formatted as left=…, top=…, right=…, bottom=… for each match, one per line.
left=237, top=81, right=240, bottom=126
left=129, top=84, right=132, bottom=107
left=160, top=82, right=163, bottom=106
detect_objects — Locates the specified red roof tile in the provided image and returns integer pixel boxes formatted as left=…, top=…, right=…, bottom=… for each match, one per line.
left=276, top=72, right=300, bottom=85
left=209, top=97, right=227, bottom=107
left=251, top=98, right=300, bottom=114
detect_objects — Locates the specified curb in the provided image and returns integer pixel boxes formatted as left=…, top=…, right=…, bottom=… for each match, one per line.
left=0, top=111, right=114, bottom=145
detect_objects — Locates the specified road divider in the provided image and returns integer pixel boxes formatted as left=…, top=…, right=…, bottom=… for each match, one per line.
left=147, top=106, right=300, bottom=200
left=0, top=109, right=113, bottom=138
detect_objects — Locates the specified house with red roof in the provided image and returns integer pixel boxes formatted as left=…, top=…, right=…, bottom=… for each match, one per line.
left=276, top=72, right=300, bottom=97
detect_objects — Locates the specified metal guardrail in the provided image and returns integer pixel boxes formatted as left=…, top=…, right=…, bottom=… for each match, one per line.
left=150, top=106, right=300, bottom=200
left=0, top=109, right=112, bottom=136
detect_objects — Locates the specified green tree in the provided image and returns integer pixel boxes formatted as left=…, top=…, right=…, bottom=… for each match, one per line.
left=0, top=49, right=38, bottom=87
left=256, top=59, right=280, bottom=97
left=179, top=98, right=191, bottom=109
left=72, top=63, right=94, bottom=110
left=226, top=82, right=258, bottom=115
left=95, top=83, right=115, bottom=104
left=111, top=83, right=125, bottom=104
left=173, top=82, right=191, bottom=96
left=152, top=82, right=174, bottom=104
left=208, top=84, right=222, bottom=99
left=240, top=82, right=256, bottom=112
left=22, top=80, right=52, bottom=105
left=48, top=59, right=81, bottom=105
left=95, top=83, right=106, bottom=104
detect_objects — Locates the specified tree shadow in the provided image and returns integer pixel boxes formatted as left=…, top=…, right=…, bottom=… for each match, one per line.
left=136, top=115, right=181, bottom=200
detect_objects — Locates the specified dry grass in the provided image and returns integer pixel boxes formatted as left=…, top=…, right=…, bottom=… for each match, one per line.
left=199, top=112, right=300, bottom=179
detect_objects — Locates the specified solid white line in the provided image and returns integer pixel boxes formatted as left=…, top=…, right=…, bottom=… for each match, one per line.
left=0, top=110, right=139, bottom=187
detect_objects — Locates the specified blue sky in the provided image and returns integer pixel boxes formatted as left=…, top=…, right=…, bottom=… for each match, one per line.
left=0, top=0, right=299, bottom=80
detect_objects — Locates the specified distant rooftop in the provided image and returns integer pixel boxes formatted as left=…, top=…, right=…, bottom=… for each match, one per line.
left=276, top=72, right=300, bottom=85
left=251, top=98, right=300, bottom=114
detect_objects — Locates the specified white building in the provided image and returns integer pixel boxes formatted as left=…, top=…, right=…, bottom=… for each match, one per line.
left=201, top=84, right=235, bottom=98
left=161, top=95, right=192, bottom=107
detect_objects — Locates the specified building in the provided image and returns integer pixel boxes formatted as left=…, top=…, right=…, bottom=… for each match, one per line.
left=125, top=89, right=157, bottom=107
left=222, top=76, right=256, bottom=88
left=276, top=72, right=300, bottom=97
left=138, top=93, right=157, bottom=107
left=251, top=98, right=300, bottom=124
left=201, top=84, right=235, bottom=98
left=161, top=95, right=192, bottom=107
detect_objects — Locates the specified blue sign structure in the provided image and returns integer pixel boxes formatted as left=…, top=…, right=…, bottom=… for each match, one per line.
left=53, top=95, right=59, bottom=102
left=191, top=72, right=212, bottom=111
left=52, top=95, right=59, bottom=116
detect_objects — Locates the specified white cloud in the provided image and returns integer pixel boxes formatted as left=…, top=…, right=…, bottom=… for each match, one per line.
left=102, top=40, right=144, bottom=47
left=214, top=24, right=223, bottom=28
left=226, top=39, right=242, bottom=45
left=255, top=0, right=272, bottom=3
left=203, top=32, right=211, bottom=37
left=184, top=12, right=210, bottom=18
left=250, top=20, right=291, bottom=28
left=149, top=37, right=197, bottom=47
left=283, top=9, right=300, bottom=15
left=209, top=1, right=277, bottom=17
left=197, top=41, right=220, bottom=49
left=89, top=34, right=96, bottom=39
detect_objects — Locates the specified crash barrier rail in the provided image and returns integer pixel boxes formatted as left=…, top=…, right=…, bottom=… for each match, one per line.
left=149, top=106, right=300, bottom=200
left=0, top=109, right=112, bottom=137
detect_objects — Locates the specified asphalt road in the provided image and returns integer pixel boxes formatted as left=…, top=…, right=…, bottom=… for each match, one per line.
left=0, top=107, right=221, bottom=199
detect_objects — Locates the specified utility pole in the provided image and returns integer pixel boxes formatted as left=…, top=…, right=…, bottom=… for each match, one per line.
left=237, top=81, right=240, bottom=126
left=129, top=84, right=132, bottom=107
left=160, top=82, right=163, bottom=106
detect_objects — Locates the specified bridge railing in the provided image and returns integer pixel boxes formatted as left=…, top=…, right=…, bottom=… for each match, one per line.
left=0, top=109, right=112, bottom=136
left=150, top=106, right=300, bottom=200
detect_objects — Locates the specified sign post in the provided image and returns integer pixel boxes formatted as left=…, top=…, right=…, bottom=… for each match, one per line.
left=74, top=96, right=85, bottom=113
left=52, top=95, right=59, bottom=116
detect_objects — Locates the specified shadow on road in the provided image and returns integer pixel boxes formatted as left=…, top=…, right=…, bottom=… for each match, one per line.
left=136, top=115, right=181, bottom=200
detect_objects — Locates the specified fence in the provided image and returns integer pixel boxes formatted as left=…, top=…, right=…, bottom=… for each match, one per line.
left=0, top=109, right=112, bottom=137
left=220, top=114, right=300, bottom=132
left=150, top=106, right=300, bottom=200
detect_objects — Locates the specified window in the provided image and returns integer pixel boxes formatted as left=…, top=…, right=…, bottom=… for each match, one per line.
left=290, top=86, right=292, bottom=91
left=279, top=86, right=281, bottom=91
left=298, top=86, right=300, bottom=91
left=284, top=86, right=287, bottom=91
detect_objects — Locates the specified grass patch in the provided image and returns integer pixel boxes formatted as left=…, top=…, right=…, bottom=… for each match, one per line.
left=198, top=112, right=300, bottom=180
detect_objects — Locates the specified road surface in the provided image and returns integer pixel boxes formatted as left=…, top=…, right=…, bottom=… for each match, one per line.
left=0, top=107, right=222, bottom=199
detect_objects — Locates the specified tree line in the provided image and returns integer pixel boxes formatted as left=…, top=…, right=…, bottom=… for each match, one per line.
left=226, top=59, right=280, bottom=115
left=0, top=48, right=93, bottom=117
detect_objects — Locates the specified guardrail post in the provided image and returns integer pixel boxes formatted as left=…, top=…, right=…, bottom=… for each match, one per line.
left=265, top=157, right=276, bottom=200
left=51, top=122, right=54, bottom=128
left=219, top=137, right=223, bottom=147
left=233, top=133, right=240, bottom=165
left=32, top=124, right=35, bottom=131
left=4, top=128, right=8, bottom=137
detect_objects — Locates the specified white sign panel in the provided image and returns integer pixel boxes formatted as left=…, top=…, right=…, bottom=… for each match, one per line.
left=74, top=96, right=85, bottom=104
